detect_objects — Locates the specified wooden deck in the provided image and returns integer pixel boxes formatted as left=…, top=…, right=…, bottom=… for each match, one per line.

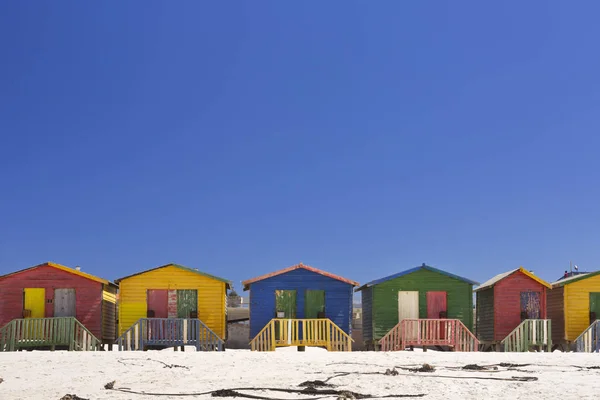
left=501, top=319, right=552, bottom=352
left=117, top=318, right=224, bottom=351
left=379, top=319, right=479, bottom=352
left=250, top=318, right=353, bottom=351
left=575, top=320, right=600, bottom=352
left=0, top=317, right=101, bottom=352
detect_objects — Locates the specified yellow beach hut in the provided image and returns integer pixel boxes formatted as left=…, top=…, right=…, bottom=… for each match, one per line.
left=114, top=263, right=231, bottom=351
left=548, top=270, right=600, bottom=352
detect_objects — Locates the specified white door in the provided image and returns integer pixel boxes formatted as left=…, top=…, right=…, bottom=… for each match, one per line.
left=398, top=291, right=419, bottom=339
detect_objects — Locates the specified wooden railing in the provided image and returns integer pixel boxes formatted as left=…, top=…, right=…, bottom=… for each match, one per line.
left=117, top=318, right=224, bottom=351
left=501, top=319, right=552, bottom=352
left=379, top=319, right=479, bottom=352
left=250, top=318, right=352, bottom=351
left=0, top=317, right=101, bottom=352
left=575, top=320, right=600, bottom=353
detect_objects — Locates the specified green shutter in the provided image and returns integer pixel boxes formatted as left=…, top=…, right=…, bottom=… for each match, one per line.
left=177, top=290, right=198, bottom=318
left=304, top=290, right=325, bottom=318
left=590, top=293, right=600, bottom=320
left=275, top=290, right=297, bottom=318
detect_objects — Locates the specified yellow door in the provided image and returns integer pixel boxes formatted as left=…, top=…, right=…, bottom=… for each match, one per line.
left=24, top=288, right=45, bottom=318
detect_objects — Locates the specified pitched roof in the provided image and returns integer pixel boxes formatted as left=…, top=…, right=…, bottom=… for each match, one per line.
left=355, top=263, right=478, bottom=292
left=0, top=262, right=115, bottom=286
left=114, top=263, right=231, bottom=288
left=474, top=267, right=551, bottom=292
left=552, top=270, right=600, bottom=287
left=242, top=263, right=359, bottom=290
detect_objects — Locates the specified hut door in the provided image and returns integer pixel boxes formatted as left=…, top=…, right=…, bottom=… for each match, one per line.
left=520, top=291, right=541, bottom=320
left=304, top=290, right=325, bottom=319
left=147, top=289, right=169, bottom=318
left=275, top=290, right=297, bottom=318
left=54, top=289, right=76, bottom=317
left=23, top=288, right=45, bottom=318
left=589, top=293, right=600, bottom=323
left=275, top=290, right=296, bottom=342
left=427, top=291, right=447, bottom=340
left=177, top=290, right=198, bottom=318
left=398, top=291, right=419, bottom=339
left=426, top=291, right=447, bottom=319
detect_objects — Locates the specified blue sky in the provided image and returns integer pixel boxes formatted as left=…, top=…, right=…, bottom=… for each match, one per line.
left=1, top=1, right=599, bottom=294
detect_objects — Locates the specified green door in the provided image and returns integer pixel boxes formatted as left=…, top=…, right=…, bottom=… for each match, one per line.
left=177, top=290, right=198, bottom=318
left=304, top=290, right=325, bottom=319
left=590, top=293, right=600, bottom=323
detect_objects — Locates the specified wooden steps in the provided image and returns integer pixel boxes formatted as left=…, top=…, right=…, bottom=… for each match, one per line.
left=250, top=318, right=352, bottom=351
left=116, top=318, right=224, bottom=351
left=575, top=320, right=600, bottom=352
left=0, top=317, right=100, bottom=352
left=379, top=319, right=479, bottom=352
left=501, top=319, right=552, bottom=352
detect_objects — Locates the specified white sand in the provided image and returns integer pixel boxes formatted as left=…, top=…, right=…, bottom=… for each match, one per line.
left=0, top=347, right=599, bottom=399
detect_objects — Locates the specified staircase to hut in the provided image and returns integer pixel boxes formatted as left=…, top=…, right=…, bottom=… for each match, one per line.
left=117, top=318, right=224, bottom=351
left=250, top=318, right=353, bottom=351
left=379, top=319, right=479, bottom=352
left=501, top=319, right=552, bottom=352
left=0, top=317, right=101, bottom=352
left=575, top=320, right=600, bottom=353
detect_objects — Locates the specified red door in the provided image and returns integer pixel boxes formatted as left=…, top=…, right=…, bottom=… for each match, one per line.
left=427, top=291, right=448, bottom=340
left=147, top=289, right=169, bottom=318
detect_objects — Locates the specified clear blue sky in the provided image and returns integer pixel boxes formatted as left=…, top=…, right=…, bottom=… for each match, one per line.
left=1, top=1, right=599, bottom=294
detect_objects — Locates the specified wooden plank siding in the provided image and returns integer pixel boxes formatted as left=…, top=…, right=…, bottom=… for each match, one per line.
left=369, top=268, right=474, bottom=343
left=0, top=264, right=108, bottom=341
left=547, top=285, right=565, bottom=343
left=361, top=287, right=374, bottom=343
left=245, top=268, right=355, bottom=339
left=564, top=273, right=600, bottom=341
left=475, top=288, right=494, bottom=342
left=101, top=284, right=118, bottom=341
left=492, top=271, right=547, bottom=341
left=117, top=265, right=227, bottom=339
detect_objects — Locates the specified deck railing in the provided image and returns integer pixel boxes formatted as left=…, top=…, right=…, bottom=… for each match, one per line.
left=575, top=320, right=600, bottom=353
left=117, top=318, right=224, bottom=351
left=0, top=317, right=101, bottom=352
left=379, top=319, right=479, bottom=352
left=250, top=318, right=352, bottom=351
left=501, top=319, right=552, bottom=352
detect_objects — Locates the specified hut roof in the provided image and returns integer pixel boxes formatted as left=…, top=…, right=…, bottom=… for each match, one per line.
left=474, top=267, right=551, bottom=292
left=114, top=263, right=231, bottom=289
left=355, top=263, right=478, bottom=292
left=552, top=270, right=600, bottom=287
left=242, top=263, right=359, bottom=291
left=0, top=262, right=116, bottom=287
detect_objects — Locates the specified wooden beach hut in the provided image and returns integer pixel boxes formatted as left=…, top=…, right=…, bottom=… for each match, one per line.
left=474, top=267, right=552, bottom=351
left=356, top=263, right=478, bottom=351
left=114, top=263, right=231, bottom=351
left=242, top=262, right=358, bottom=352
left=0, top=262, right=117, bottom=351
left=548, top=271, right=600, bottom=352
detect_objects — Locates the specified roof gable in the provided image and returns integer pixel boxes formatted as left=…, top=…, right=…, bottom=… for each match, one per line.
left=355, top=263, right=478, bottom=292
left=115, top=263, right=231, bottom=288
left=474, top=267, right=551, bottom=292
left=552, top=270, right=600, bottom=287
left=0, top=262, right=113, bottom=286
left=242, top=263, right=359, bottom=290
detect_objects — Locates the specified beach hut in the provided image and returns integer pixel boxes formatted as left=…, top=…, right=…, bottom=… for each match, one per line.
left=356, top=263, right=478, bottom=351
left=114, top=263, right=231, bottom=351
left=548, top=271, right=600, bottom=352
left=474, top=267, right=552, bottom=351
left=242, top=262, right=359, bottom=351
left=0, top=262, right=117, bottom=351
